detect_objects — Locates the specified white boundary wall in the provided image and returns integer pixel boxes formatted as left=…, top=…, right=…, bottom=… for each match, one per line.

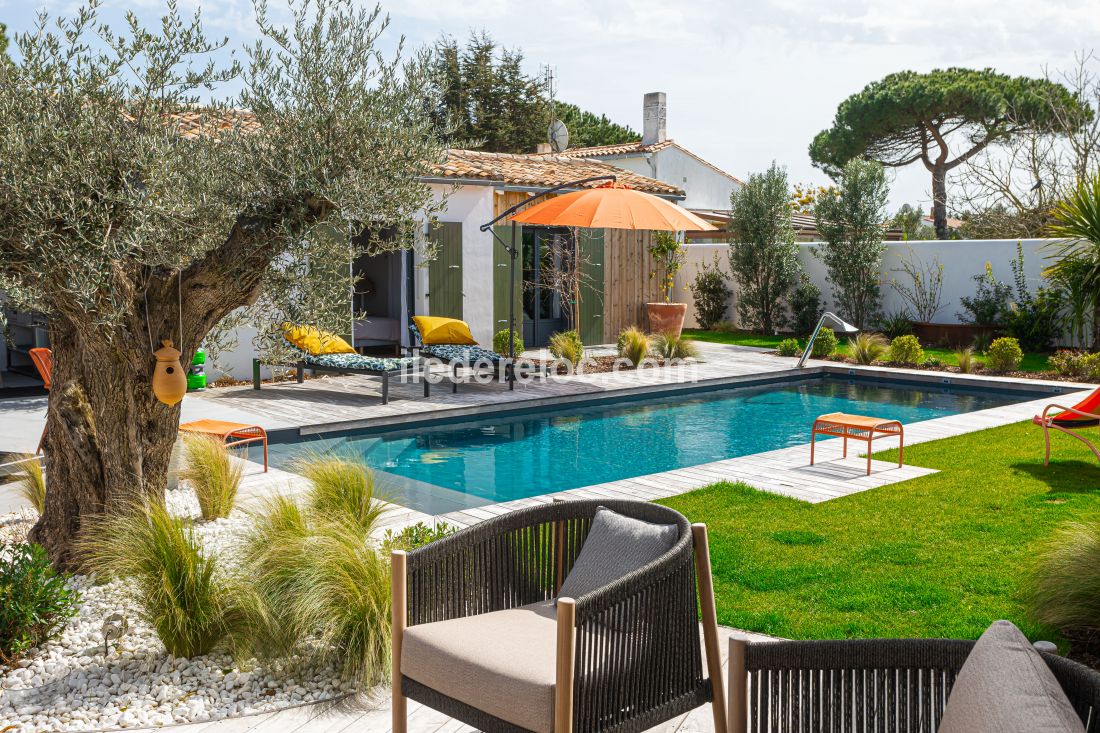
left=673, top=238, right=1059, bottom=330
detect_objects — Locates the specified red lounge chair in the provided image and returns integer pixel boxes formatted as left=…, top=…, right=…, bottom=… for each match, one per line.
left=1033, top=387, right=1100, bottom=465
left=29, top=347, right=52, bottom=454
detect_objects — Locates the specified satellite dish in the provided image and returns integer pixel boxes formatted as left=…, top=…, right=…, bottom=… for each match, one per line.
left=548, top=119, right=570, bottom=153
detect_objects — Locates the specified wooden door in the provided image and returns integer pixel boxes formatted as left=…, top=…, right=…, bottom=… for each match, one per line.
left=577, top=228, right=605, bottom=345
left=493, top=224, right=523, bottom=338
left=427, top=222, right=463, bottom=319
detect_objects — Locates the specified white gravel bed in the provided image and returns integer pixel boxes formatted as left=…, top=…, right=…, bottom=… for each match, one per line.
left=0, top=488, right=355, bottom=732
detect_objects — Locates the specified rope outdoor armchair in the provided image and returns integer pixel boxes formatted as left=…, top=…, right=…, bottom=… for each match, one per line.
left=727, top=636, right=1100, bottom=732
left=390, top=499, right=727, bottom=733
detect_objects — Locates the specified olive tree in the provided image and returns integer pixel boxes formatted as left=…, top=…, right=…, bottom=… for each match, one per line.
left=814, top=159, right=890, bottom=330
left=727, top=163, right=800, bottom=334
left=0, top=0, right=445, bottom=568
left=810, top=68, right=1088, bottom=239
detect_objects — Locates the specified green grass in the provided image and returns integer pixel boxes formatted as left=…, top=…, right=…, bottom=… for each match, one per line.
left=683, top=329, right=1052, bottom=372
left=659, top=421, right=1100, bottom=641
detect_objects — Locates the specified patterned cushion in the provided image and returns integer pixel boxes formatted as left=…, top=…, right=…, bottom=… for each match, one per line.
left=302, top=352, right=413, bottom=372
left=422, top=343, right=504, bottom=364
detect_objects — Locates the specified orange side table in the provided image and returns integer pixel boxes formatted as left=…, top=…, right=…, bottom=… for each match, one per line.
left=179, top=419, right=268, bottom=472
left=810, top=412, right=903, bottom=476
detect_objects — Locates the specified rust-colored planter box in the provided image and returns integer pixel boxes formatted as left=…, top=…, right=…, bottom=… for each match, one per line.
left=646, top=302, right=688, bottom=337
left=911, top=322, right=1000, bottom=348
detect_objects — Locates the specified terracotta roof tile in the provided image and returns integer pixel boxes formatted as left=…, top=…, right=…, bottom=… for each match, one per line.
left=163, top=109, right=261, bottom=140
left=433, top=149, right=684, bottom=196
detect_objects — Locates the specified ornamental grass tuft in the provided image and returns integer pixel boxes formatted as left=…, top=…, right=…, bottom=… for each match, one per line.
left=14, top=456, right=45, bottom=514
left=180, top=434, right=242, bottom=520
left=239, top=456, right=392, bottom=687
left=617, top=326, right=651, bottom=367
left=651, top=331, right=698, bottom=361
left=78, top=501, right=240, bottom=658
left=848, top=332, right=888, bottom=365
left=1023, top=521, right=1100, bottom=649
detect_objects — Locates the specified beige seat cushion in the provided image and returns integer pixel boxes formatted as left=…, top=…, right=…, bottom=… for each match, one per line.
left=402, top=600, right=559, bottom=733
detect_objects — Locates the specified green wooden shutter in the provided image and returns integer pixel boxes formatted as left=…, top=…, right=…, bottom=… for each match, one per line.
left=578, top=228, right=605, bottom=345
left=427, top=222, right=463, bottom=319
left=493, top=224, right=523, bottom=337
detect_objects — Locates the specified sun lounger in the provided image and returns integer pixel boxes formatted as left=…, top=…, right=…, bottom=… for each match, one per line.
left=1033, top=387, right=1100, bottom=465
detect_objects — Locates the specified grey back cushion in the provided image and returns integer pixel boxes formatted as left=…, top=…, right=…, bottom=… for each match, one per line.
left=557, top=506, right=678, bottom=600
left=939, top=620, right=1085, bottom=733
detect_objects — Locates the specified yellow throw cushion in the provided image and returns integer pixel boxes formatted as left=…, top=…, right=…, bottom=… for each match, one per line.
left=413, top=316, right=477, bottom=346
left=283, top=324, right=356, bottom=356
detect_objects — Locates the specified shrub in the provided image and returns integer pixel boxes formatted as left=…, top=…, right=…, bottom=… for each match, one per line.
left=617, top=327, right=650, bottom=367
left=381, top=521, right=456, bottom=554
left=180, top=434, right=242, bottom=520
left=813, top=158, right=890, bottom=329
left=888, top=334, right=924, bottom=365
left=955, top=347, right=977, bottom=374
left=728, top=163, right=800, bottom=333
left=877, top=310, right=914, bottom=339
left=810, top=327, right=838, bottom=358
left=848, top=332, right=888, bottom=365
left=241, top=484, right=391, bottom=687
left=712, top=320, right=736, bottom=333
left=548, top=330, right=584, bottom=367
left=971, top=330, right=994, bottom=353
left=651, top=332, right=699, bottom=361
left=78, top=502, right=238, bottom=658
left=1050, top=350, right=1100, bottom=381
left=688, top=254, right=731, bottom=330
left=922, top=357, right=944, bottom=369
left=1003, top=243, right=1065, bottom=352
left=789, top=274, right=823, bottom=337
left=958, top=263, right=1012, bottom=325
left=492, top=329, right=524, bottom=358
left=776, top=338, right=801, bottom=357
left=1023, top=521, right=1100, bottom=650
left=986, top=337, right=1023, bottom=372
left=298, top=455, right=386, bottom=534
left=1, top=542, right=79, bottom=665
left=14, top=457, right=45, bottom=514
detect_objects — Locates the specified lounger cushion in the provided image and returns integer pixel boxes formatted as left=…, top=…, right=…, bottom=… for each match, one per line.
left=422, top=343, right=505, bottom=364
left=402, top=600, right=558, bottom=733
left=413, top=316, right=478, bottom=346
left=302, top=352, right=413, bottom=372
left=939, top=620, right=1084, bottom=733
left=558, top=506, right=678, bottom=600
left=282, top=324, right=355, bottom=355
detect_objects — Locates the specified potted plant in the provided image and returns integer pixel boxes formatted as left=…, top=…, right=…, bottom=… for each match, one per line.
left=646, top=231, right=688, bottom=336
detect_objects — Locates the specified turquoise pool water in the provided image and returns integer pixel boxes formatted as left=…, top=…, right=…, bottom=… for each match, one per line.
left=257, top=377, right=1031, bottom=514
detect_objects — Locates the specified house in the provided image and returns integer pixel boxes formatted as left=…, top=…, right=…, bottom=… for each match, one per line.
left=551, top=92, right=742, bottom=244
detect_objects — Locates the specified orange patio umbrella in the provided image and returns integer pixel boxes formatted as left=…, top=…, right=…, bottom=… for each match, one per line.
left=509, top=181, right=717, bottom=231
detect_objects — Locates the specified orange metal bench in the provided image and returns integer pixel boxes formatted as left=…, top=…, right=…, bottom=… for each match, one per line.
left=810, top=412, right=904, bottom=476
left=179, top=419, right=268, bottom=472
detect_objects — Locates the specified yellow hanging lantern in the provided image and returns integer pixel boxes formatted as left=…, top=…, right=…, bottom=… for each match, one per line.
left=152, top=339, right=187, bottom=406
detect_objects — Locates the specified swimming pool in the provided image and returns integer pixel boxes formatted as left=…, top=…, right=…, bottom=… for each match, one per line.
left=256, top=376, right=1036, bottom=514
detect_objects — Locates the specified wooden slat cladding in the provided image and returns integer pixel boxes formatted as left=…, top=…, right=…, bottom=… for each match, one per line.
left=602, top=229, right=664, bottom=342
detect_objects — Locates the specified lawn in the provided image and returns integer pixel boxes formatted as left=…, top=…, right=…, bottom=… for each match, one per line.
left=683, top=328, right=1052, bottom=372
left=659, top=420, right=1100, bottom=642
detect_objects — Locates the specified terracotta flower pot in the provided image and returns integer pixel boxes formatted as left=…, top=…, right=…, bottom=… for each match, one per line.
left=646, top=302, right=688, bottom=337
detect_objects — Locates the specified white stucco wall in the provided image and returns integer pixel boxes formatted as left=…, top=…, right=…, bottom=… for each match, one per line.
left=674, top=238, right=1063, bottom=334
left=584, top=146, right=741, bottom=212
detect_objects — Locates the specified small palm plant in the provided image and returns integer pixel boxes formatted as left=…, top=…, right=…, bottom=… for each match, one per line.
left=617, top=327, right=651, bottom=367
left=651, top=331, right=698, bottom=361
left=179, top=434, right=242, bottom=520
left=14, top=456, right=45, bottom=514
left=78, top=501, right=239, bottom=657
left=848, top=333, right=888, bottom=365
left=1047, top=171, right=1100, bottom=348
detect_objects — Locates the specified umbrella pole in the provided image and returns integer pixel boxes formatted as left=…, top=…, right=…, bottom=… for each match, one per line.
left=508, top=222, right=517, bottom=390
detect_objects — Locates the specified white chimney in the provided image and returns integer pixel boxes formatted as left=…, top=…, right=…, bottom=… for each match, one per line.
left=642, top=92, right=667, bottom=145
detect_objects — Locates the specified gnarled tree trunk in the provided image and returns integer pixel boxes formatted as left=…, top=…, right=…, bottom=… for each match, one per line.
left=30, top=222, right=281, bottom=571
left=931, top=165, right=949, bottom=240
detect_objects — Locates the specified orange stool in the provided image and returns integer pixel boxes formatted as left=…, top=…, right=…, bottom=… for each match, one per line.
left=810, top=412, right=903, bottom=476
left=179, top=419, right=269, bottom=472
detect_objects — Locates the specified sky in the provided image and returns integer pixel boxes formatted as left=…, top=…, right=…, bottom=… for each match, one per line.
left=3, top=0, right=1100, bottom=210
